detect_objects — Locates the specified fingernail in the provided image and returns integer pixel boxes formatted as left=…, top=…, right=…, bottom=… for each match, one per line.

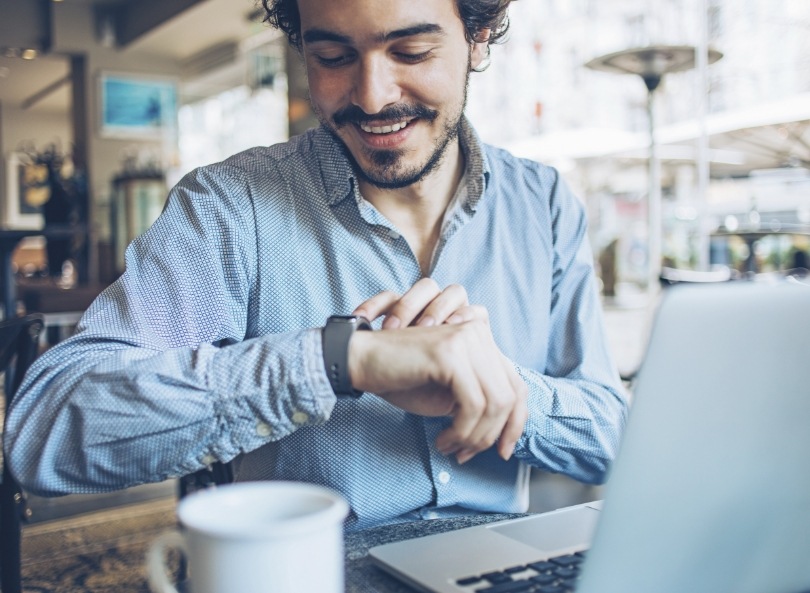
left=383, top=315, right=401, bottom=329
left=501, top=441, right=516, bottom=461
left=437, top=441, right=458, bottom=456
left=456, top=450, right=473, bottom=465
left=417, top=315, right=436, bottom=327
left=446, top=314, right=462, bottom=324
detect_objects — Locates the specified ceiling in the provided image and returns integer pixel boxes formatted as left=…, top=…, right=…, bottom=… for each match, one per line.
left=0, top=0, right=267, bottom=115
left=0, top=53, right=71, bottom=113
left=123, top=0, right=266, bottom=62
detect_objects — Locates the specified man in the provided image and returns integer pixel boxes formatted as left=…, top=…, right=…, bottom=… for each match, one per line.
left=5, top=0, right=628, bottom=531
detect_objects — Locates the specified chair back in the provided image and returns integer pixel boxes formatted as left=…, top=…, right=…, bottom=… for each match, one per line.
left=0, top=313, right=44, bottom=397
left=1, top=313, right=44, bottom=593
left=178, top=460, right=234, bottom=498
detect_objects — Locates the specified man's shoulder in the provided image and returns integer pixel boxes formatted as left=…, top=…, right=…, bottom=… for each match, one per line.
left=476, top=140, right=583, bottom=219
left=211, top=128, right=324, bottom=175
left=173, top=127, right=348, bottom=211
left=480, top=142, right=560, bottom=190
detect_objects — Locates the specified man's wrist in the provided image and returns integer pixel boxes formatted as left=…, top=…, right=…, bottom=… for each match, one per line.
left=346, top=328, right=374, bottom=394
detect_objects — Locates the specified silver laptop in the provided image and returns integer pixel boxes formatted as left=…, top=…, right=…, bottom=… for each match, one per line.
left=370, top=281, right=810, bottom=593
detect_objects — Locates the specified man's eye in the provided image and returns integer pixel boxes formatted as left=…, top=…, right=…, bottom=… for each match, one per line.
left=396, top=50, right=433, bottom=64
left=315, top=54, right=355, bottom=67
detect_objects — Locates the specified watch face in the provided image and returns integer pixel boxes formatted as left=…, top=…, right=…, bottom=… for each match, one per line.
left=328, top=315, right=371, bottom=327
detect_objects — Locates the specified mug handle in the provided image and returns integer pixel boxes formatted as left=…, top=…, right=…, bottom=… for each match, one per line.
left=147, top=530, right=188, bottom=593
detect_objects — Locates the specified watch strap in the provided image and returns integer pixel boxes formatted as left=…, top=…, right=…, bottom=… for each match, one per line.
left=322, top=315, right=372, bottom=397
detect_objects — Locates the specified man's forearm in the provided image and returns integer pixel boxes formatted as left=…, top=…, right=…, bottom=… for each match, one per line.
left=4, top=329, right=334, bottom=495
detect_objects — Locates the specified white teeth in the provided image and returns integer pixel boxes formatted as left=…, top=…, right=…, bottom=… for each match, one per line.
left=360, top=120, right=410, bottom=134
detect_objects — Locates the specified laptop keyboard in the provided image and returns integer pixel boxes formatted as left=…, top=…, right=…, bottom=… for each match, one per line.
left=454, top=551, right=587, bottom=593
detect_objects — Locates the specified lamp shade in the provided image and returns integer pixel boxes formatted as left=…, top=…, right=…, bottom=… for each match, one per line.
left=585, top=45, right=723, bottom=91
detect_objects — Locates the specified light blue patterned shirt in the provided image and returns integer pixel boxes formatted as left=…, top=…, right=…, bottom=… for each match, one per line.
left=6, top=119, right=628, bottom=531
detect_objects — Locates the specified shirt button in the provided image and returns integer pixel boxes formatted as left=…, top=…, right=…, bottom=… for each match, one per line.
left=387, top=229, right=401, bottom=240
left=255, top=422, right=272, bottom=437
left=292, top=411, right=309, bottom=425
left=201, top=454, right=217, bottom=465
left=437, top=471, right=451, bottom=484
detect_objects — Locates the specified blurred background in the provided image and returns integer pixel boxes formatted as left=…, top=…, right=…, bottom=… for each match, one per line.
left=470, top=0, right=810, bottom=300
left=1, top=0, right=808, bottom=301
left=1, top=0, right=809, bottom=519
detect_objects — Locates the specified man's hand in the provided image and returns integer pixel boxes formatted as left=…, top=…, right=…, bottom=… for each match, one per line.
left=353, top=278, right=481, bottom=328
left=349, top=279, right=528, bottom=464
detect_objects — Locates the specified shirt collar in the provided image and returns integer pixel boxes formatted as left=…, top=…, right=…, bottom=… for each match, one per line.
left=314, top=116, right=492, bottom=209
left=311, top=127, right=357, bottom=207
left=457, top=116, right=491, bottom=214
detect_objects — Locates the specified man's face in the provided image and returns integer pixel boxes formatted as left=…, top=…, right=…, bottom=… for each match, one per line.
left=297, top=0, right=487, bottom=189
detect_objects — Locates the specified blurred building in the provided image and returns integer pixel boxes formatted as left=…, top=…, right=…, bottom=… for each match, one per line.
left=466, top=0, right=810, bottom=287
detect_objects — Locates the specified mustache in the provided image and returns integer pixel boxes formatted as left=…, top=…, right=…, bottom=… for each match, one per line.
left=332, top=104, right=438, bottom=127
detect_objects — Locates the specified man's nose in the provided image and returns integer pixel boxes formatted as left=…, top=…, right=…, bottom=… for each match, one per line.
left=351, top=56, right=401, bottom=115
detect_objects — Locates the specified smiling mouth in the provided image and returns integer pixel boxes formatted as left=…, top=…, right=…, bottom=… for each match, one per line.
left=358, top=118, right=414, bottom=135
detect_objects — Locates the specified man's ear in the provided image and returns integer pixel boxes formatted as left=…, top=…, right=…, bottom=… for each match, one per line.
left=470, top=29, right=491, bottom=71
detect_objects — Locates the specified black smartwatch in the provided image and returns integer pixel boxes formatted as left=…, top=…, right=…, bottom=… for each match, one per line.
left=322, top=315, right=372, bottom=397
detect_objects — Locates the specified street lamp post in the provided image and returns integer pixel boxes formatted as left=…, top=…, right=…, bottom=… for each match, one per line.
left=585, top=45, right=722, bottom=299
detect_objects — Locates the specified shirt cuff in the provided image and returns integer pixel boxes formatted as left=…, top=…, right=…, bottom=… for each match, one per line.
left=302, top=326, right=338, bottom=415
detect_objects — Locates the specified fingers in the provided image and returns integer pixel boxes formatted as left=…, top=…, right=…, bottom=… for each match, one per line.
left=413, top=283, right=468, bottom=327
left=446, top=304, right=488, bottom=325
left=497, top=400, right=528, bottom=460
left=383, top=278, right=442, bottom=328
left=454, top=363, right=514, bottom=464
left=496, top=361, right=529, bottom=460
left=352, top=290, right=400, bottom=323
left=353, top=297, right=526, bottom=466
left=433, top=323, right=527, bottom=465
left=353, top=279, right=470, bottom=329
left=434, top=359, right=487, bottom=459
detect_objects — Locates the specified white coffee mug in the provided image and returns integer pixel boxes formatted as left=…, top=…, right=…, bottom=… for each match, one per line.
left=147, top=481, right=349, bottom=593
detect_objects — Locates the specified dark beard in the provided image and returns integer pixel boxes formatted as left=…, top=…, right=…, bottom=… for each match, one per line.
left=317, top=71, right=471, bottom=189
left=331, top=114, right=462, bottom=190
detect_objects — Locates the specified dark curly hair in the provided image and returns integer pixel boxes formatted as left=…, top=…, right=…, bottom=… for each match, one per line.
left=260, top=0, right=515, bottom=51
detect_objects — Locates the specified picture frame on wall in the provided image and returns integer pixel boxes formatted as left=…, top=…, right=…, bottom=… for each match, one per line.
left=98, top=72, right=178, bottom=139
left=3, top=152, right=45, bottom=229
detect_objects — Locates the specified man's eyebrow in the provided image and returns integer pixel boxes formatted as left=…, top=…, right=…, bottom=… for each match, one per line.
left=303, top=29, right=352, bottom=45
left=302, top=23, right=445, bottom=45
left=380, top=23, right=445, bottom=43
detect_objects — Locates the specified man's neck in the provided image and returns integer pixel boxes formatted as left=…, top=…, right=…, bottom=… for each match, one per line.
left=358, top=139, right=465, bottom=276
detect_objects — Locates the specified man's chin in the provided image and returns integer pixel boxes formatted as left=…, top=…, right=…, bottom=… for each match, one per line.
left=343, top=141, right=429, bottom=189
left=324, top=122, right=449, bottom=190
left=356, top=166, right=426, bottom=190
